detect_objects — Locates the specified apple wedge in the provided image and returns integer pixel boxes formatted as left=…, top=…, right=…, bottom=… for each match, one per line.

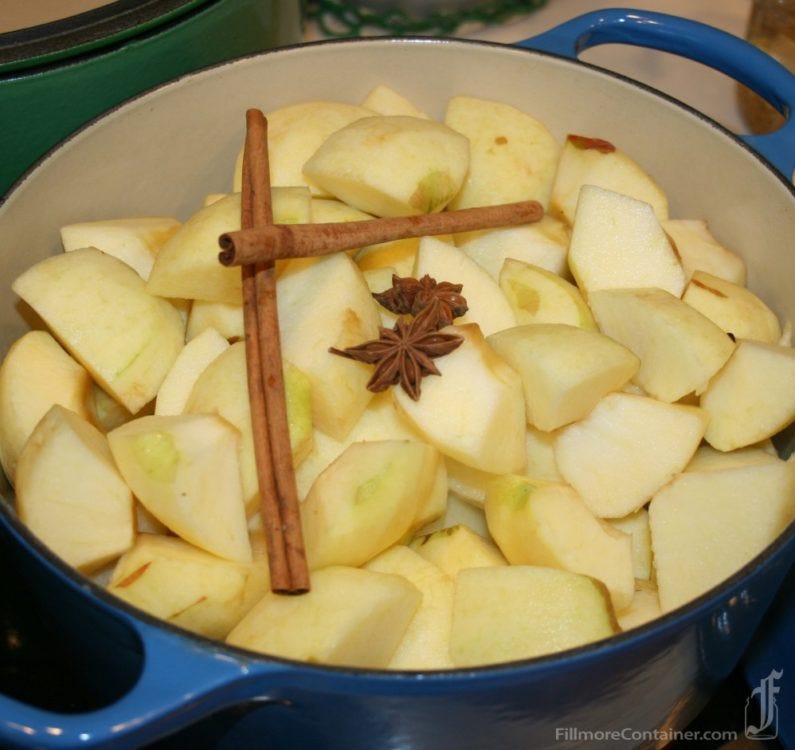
left=661, top=219, right=746, bottom=284
left=568, top=185, right=685, bottom=298
left=413, top=236, right=516, bottom=336
left=682, top=270, right=782, bottom=344
left=484, top=474, right=635, bottom=610
left=444, top=95, right=560, bottom=210
left=554, top=392, right=708, bottom=518
left=393, top=323, right=527, bottom=475
left=450, top=566, right=618, bottom=666
left=588, top=287, right=736, bottom=402
left=487, top=323, right=639, bottom=431
left=108, top=534, right=250, bottom=640
left=498, top=258, right=596, bottom=329
left=184, top=341, right=313, bottom=512
left=649, top=457, right=795, bottom=612
left=277, top=251, right=381, bottom=440
left=616, top=582, right=662, bottom=631
left=607, top=508, right=653, bottom=581
left=409, top=523, right=507, bottom=576
left=455, top=215, right=570, bottom=280
left=303, top=115, right=470, bottom=217
left=301, top=439, right=439, bottom=569
left=361, top=84, right=429, bottom=118
left=365, top=545, right=455, bottom=670
left=232, top=100, right=375, bottom=194
left=699, top=340, right=795, bottom=451
left=60, top=216, right=180, bottom=281
left=186, top=300, right=244, bottom=342
left=549, top=133, right=669, bottom=225
left=0, top=330, right=92, bottom=483
left=15, top=405, right=134, bottom=573
left=685, top=443, right=780, bottom=472
left=154, top=327, right=229, bottom=416
left=108, top=413, right=251, bottom=563
left=12, top=247, right=185, bottom=415
left=226, top=565, right=421, bottom=668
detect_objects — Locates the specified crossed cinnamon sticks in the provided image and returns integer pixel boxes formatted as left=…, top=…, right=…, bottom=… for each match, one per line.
left=235, top=112, right=544, bottom=594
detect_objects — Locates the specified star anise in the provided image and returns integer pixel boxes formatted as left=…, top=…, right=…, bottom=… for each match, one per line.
left=329, top=313, right=463, bottom=400
left=373, top=274, right=468, bottom=328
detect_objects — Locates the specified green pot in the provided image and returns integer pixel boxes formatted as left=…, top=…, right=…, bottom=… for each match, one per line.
left=0, top=0, right=303, bottom=196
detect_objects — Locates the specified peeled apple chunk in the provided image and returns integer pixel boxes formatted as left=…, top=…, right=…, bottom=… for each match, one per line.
left=699, top=340, right=795, bottom=451
left=486, top=323, right=639, bottom=431
left=549, top=133, right=669, bottom=225
left=108, top=534, right=250, bottom=640
left=588, top=287, right=735, bottom=402
left=449, top=566, right=618, bottom=667
left=661, top=218, right=746, bottom=285
left=554, top=392, right=708, bottom=518
left=444, top=95, right=560, bottom=210
left=301, top=439, right=439, bottom=569
left=15, top=405, right=134, bottom=573
left=484, top=475, right=635, bottom=610
left=393, top=323, right=527, bottom=475
left=12, top=247, right=185, bottom=415
left=409, top=523, right=508, bottom=577
left=648, top=457, right=795, bottom=612
left=226, top=565, right=422, bottom=668
left=108, top=413, right=251, bottom=563
left=302, top=115, right=470, bottom=217
left=567, top=185, right=685, bottom=298
left=682, top=270, right=782, bottom=344
left=0, top=330, right=92, bottom=483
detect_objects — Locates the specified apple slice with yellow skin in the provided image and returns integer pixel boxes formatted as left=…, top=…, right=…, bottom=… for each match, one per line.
left=682, top=270, right=782, bottom=344
left=699, top=340, right=795, bottom=451
left=108, top=413, right=251, bottom=563
left=184, top=341, right=313, bottom=513
left=186, top=300, right=244, bottom=342
left=60, top=216, right=180, bottom=281
left=484, top=474, right=635, bottom=610
left=108, top=534, right=250, bottom=640
left=154, top=327, right=229, bottom=416
left=588, top=287, right=736, bottom=402
left=554, top=392, right=708, bottom=518
left=498, top=258, right=596, bottom=329
left=413, top=236, right=516, bottom=336
left=487, top=323, right=639, bottom=432
left=617, top=581, right=662, bottom=631
left=649, top=457, right=795, bottom=612
left=0, top=331, right=92, bottom=483
left=147, top=187, right=311, bottom=304
left=568, top=185, right=685, bottom=298
left=450, top=566, right=618, bottom=667
left=361, top=84, right=429, bottom=118
left=393, top=323, right=527, bottom=475
left=15, top=405, right=134, bottom=573
left=455, top=215, right=570, bottom=280
left=365, top=545, right=455, bottom=670
left=444, top=95, right=560, bottom=210
left=13, top=247, right=185, bottom=415
left=607, top=508, right=653, bottom=581
left=410, top=523, right=507, bottom=577
left=232, top=100, right=375, bottom=194
left=303, top=115, right=470, bottom=217
left=226, top=565, right=422, bottom=669
left=549, top=133, right=669, bottom=225
left=661, top=219, right=746, bottom=284
left=277, top=251, right=382, bottom=440
left=301, top=439, right=439, bottom=569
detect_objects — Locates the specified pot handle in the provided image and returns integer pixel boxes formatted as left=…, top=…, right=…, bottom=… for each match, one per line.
left=0, top=610, right=290, bottom=750
left=516, top=8, right=795, bottom=178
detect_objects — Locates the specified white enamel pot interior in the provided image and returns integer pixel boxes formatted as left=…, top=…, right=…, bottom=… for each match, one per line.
left=0, top=14, right=794, bottom=750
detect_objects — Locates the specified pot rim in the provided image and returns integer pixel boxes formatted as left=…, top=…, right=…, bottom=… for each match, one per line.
left=1, top=31, right=793, bottom=683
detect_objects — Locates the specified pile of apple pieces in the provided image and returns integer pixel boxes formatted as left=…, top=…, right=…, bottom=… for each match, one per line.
left=2, top=84, right=794, bottom=671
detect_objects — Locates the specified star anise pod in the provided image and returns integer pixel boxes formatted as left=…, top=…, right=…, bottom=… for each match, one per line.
left=373, top=274, right=468, bottom=329
left=329, top=313, right=463, bottom=400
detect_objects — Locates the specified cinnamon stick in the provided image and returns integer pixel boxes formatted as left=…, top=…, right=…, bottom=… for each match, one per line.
left=218, top=200, right=543, bottom=267
left=241, top=109, right=310, bottom=595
